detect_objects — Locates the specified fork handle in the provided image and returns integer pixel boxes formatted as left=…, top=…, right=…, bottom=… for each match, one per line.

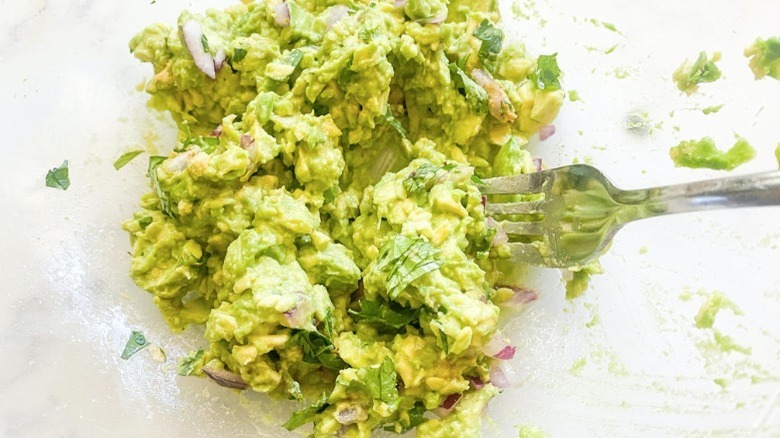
left=616, top=171, right=780, bottom=218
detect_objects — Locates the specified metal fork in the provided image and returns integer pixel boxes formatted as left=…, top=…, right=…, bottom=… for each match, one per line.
left=480, top=164, right=780, bottom=268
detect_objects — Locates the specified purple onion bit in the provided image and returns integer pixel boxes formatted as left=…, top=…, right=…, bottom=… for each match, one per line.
left=539, top=124, right=556, bottom=141
left=202, top=366, right=248, bottom=390
left=532, top=157, right=543, bottom=172
left=493, top=345, right=516, bottom=360
left=440, top=393, right=462, bottom=410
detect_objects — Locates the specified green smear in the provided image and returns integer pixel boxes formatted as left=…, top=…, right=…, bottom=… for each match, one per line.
left=670, top=137, right=755, bottom=170
left=694, top=291, right=740, bottom=329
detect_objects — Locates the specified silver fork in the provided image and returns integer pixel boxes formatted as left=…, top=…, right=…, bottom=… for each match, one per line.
left=480, top=164, right=780, bottom=268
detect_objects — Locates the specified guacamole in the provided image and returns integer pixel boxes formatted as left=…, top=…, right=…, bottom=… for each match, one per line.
left=672, top=51, right=722, bottom=95
left=745, top=36, right=780, bottom=80
left=669, top=137, right=755, bottom=171
left=124, top=0, right=563, bottom=436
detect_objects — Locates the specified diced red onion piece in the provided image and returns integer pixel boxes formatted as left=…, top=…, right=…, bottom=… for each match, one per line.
left=335, top=407, right=361, bottom=425
left=274, top=2, right=291, bottom=27
left=489, top=361, right=519, bottom=389
left=493, top=346, right=516, bottom=360
left=532, top=157, right=543, bottom=172
left=486, top=217, right=508, bottom=247
left=481, top=331, right=511, bottom=357
left=202, top=366, right=248, bottom=390
left=239, top=133, right=255, bottom=149
left=539, top=125, right=556, bottom=141
left=284, top=306, right=308, bottom=328
left=440, top=393, right=462, bottom=410
left=504, top=285, right=539, bottom=305
left=468, top=377, right=485, bottom=390
left=418, top=14, right=446, bottom=24
left=181, top=19, right=216, bottom=79
left=211, top=125, right=223, bottom=137
left=481, top=195, right=487, bottom=209
left=394, top=0, right=408, bottom=7
left=213, top=48, right=226, bottom=72
left=327, top=5, right=349, bottom=31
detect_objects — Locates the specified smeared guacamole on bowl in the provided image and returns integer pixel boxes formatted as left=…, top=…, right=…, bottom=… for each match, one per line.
left=745, top=36, right=780, bottom=80
left=124, top=0, right=563, bottom=436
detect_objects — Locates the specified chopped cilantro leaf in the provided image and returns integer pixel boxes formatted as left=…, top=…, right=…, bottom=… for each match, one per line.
left=287, top=331, right=346, bottom=370
left=178, top=348, right=204, bottom=375
left=449, top=63, right=488, bottom=113
left=113, top=150, right=144, bottom=170
left=138, top=216, right=153, bottom=229
left=364, top=356, right=398, bottom=403
left=375, top=235, right=442, bottom=299
left=147, top=156, right=173, bottom=216
left=200, top=34, right=209, bottom=52
left=283, top=393, right=328, bottom=430
left=473, top=19, right=504, bottom=72
left=121, top=330, right=149, bottom=360
left=45, top=160, right=70, bottom=190
left=689, top=51, right=722, bottom=84
left=232, top=47, right=247, bottom=63
left=384, top=402, right=426, bottom=433
left=349, top=299, right=419, bottom=329
left=532, top=54, right=562, bottom=91
left=403, top=163, right=441, bottom=193
left=384, top=104, right=408, bottom=139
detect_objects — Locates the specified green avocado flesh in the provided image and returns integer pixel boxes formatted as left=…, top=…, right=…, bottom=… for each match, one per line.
left=124, top=0, right=565, bottom=436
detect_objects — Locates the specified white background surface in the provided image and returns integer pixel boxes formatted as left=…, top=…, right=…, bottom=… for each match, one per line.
left=1, top=0, right=779, bottom=437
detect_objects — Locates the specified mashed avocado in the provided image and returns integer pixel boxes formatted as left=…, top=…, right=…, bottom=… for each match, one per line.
left=124, top=1, right=563, bottom=436
left=672, top=51, right=722, bottom=95
left=745, top=36, right=780, bottom=80
left=669, top=137, right=755, bottom=171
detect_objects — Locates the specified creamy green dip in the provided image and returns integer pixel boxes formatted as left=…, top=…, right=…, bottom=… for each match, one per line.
left=672, top=51, right=721, bottom=95
left=669, top=137, right=755, bottom=171
left=124, top=0, right=563, bottom=436
left=745, top=36, right=780, bottom=80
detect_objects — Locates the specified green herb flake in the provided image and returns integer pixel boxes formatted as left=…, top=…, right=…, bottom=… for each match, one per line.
left=449, top=63, right=488, bottom=113
left=232, top=47, right=248, bottom=63
left=375, top=235, right=442, bottom=299
left=200, top=34, right=210, bottom=52
left=178, top=348, right=204, bottom=376
left=384, top=104, right=408, bottom=139
left=113, top=150, right=144, bottom=170
left=138, top=216, right=153, bottom=229
left=532, top=54, right=562, bottom=91
left=364, top=356, right=398, bottom=403
left=323, top=186, right=338, bottom=204
left=403, top=163, right=441, bottom=194
left=471, top=174, right=485, bottom=185
left=349, top=299, right=419, bottom=329
left=121, top=330, right=149, bottom=360
left=473, top=19, right=504, bottom=72
left=147, top=156, right=173, bottom=216
left=45, top=160, right=70, bottom=190
left=702, top=104, right=724, bottom=115
left=602, top=22, right=618, bottom=32
left=282, top=393, right=329, bottom=430
left=287, top=331, right=346, bottom=370
left=384, top=402, right=426, bottom=433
